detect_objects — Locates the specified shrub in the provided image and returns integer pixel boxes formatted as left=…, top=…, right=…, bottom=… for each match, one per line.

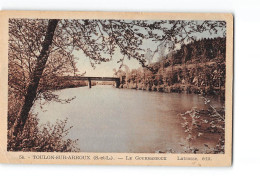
left=8, top=114, right=79, bottom=152
left=179, top=96, right=225, bottom=154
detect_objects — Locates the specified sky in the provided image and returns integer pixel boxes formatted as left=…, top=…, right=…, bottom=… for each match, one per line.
left=74, top=20, right=226, bottom=77
left=75, top=49, right=141, bottom=77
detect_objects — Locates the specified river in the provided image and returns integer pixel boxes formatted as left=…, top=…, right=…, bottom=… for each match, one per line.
left=32, top=85, right=223, bottom=153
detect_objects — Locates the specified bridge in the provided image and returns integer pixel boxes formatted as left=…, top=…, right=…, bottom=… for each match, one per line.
left=66, top=76, right=121, bottom=88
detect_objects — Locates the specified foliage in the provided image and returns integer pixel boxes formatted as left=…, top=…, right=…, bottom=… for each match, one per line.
left=8, top=19, right=226, bottom=105
left=8, top=114, right=79, bottom=152
left=117, top=37, right=226, bottom=100
left=8, top=19, right=80, bottom=107
left=179, top=96, right=225, bottom=154
left=8, top=18, right=226, bottom=150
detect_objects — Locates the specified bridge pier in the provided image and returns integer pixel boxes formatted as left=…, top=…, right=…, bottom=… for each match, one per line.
left=88, top=78, right=92, bottom=88
left=116, top=80, right=120, bottom=88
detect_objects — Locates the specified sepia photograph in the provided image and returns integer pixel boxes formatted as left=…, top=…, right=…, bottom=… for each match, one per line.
left=0, top=11, right=233, bottom=166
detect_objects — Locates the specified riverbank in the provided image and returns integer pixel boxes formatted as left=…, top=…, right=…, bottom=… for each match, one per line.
left=120, top=82, right=225, bottom=100
left=114, top=37, right=226, bottom=101
left=49, top=80, right=96, bottom=90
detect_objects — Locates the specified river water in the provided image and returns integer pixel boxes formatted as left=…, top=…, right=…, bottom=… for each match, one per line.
left=33, top=85, right=223, bottom=153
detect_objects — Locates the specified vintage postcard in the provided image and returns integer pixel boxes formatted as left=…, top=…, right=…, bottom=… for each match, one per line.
left=0, top=11, right=233, bottom=166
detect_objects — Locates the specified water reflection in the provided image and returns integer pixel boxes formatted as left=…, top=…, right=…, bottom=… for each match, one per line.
left=33, top=85, right=222, bottom=153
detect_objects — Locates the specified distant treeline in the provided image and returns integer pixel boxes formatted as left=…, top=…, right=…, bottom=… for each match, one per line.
left=117, top=37, right=226, bottom=100
left=54, top=80, right=89, bottom=89
left=96, top=81, right=114, bottom=85
left=40, top=78, right=96, bottom=91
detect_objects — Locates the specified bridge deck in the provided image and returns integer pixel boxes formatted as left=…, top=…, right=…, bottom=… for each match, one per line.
left=66, top=76, right=120, bottom=81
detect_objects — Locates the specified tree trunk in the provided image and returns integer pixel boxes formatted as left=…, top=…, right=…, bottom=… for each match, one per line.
left=11, top=19, right=59, bottom=137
